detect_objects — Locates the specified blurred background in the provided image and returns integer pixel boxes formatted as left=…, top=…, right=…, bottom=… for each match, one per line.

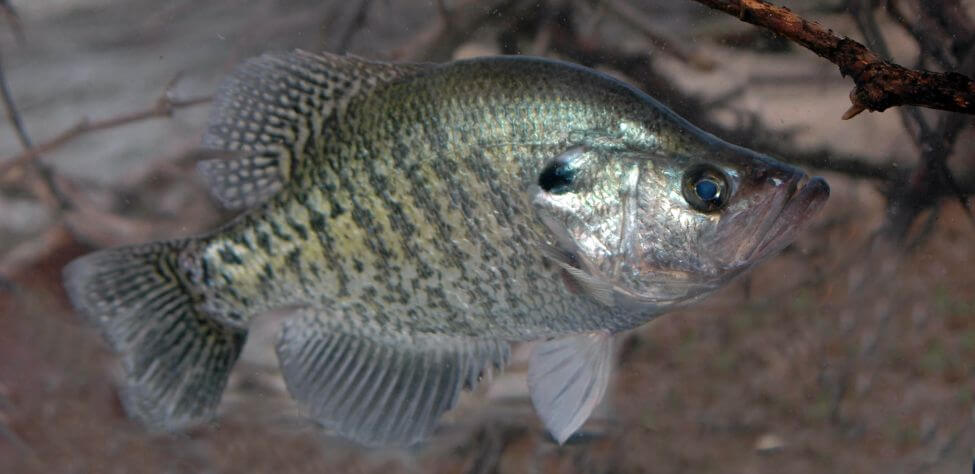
left=0, top=0, right=973, bottom=472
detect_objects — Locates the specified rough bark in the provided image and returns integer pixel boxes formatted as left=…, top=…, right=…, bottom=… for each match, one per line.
left=691, top=0, right=975, bottom=118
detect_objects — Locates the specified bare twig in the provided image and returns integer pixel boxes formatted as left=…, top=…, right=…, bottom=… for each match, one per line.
left=390, top=0, right=531, bottom=62
left=771, top=146, right=899, bottom=182
left=887, top=48, right=974, bottom=237
left=0, top=0, right=24, bottom=44
left=0, top=94, right=211, bottom=179
left=604, top=0, right=715, bottom=70
left=688, top=0, right=975, bottom=118
left=845, top=0, right=972, bottom=235
left=435, top=0, right=450, bottom=22
left=533, top=1, right=927, bottom=190
left=0, top=51, right=73, bottom=210
left=0, top=63, right=212, bottom=252
left=865, top=0, right=938, bottom=152
left=0, top=59, right=31, bottom=152
left=332, top=0, right=375, bottom=53
left=920, top=0, right=975, bottom=62
left=885, top=0, right=957, bottom=70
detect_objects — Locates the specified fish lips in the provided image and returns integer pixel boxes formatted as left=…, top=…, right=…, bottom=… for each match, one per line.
left=750, top=175, right=830, bottom=261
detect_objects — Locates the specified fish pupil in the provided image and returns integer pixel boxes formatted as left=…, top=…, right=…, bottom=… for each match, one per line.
left=681, top=164, right=730, bottom=213
left=695, top=179, right=719, bottom=201
left=538, top=160, right=577, bottom=195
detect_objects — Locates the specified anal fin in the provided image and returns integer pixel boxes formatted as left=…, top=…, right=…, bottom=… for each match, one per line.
left=528, top=331, right=614, bottom=444
left=275, top=309, right=509, bottom=446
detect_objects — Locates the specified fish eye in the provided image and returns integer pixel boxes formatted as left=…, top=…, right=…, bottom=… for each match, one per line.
left=682, top=164, right=730, bottom=213
left=538, top=157, right=578, bottom=195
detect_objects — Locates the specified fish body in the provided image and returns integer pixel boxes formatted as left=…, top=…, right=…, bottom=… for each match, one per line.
left=64, top=52, right=828, bottom=446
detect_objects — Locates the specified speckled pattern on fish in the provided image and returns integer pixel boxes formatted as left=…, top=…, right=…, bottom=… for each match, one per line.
left=63, top=51, right=828, bottom=446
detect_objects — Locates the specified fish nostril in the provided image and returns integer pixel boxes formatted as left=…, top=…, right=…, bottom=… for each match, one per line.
left=755, top=167, right=791, bottom=188
left=795, top=173, right=810, bottom=189
left=763, top=167, right=806, bottom=192
left=787, top=179, right=798, bottom=197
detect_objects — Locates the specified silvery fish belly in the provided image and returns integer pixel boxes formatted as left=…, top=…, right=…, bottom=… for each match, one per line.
left=63, top=51, right=829, bottom=446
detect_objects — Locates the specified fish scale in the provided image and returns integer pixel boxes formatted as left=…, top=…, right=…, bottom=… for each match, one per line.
left=64, top=51, right=828, bottom=446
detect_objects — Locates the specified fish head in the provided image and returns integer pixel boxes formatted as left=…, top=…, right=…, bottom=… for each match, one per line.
left=531, top=133, right=829, bottom=315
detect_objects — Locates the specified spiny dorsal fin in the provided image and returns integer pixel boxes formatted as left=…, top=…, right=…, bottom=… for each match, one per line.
left=200, top=51, right=431, bottom=209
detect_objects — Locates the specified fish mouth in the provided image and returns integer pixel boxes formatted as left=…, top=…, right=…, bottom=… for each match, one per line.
left=751, top=175, right=830, bottom=260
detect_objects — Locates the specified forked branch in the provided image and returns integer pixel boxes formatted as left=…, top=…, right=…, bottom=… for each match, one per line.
left=690, top=0, right=975, bottom=119
left=0, top=94, right=210, bottom=179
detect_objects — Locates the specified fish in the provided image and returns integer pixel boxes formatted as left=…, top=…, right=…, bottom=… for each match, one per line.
left=63, top=51, right=829, bottom=447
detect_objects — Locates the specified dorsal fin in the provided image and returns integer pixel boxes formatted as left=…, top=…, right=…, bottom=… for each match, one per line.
left=200, top=50, right=430, bottom=209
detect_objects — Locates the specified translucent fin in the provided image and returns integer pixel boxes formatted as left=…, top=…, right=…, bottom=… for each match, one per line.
left=560, top=265, right=616, bottom=307
left=201, top=50, right=430, bottom=209
left=528, top=331, right=613, bottom=444
left=63, top=241, right=246, bottom=430
left=275, top=309, right=509, bottom=446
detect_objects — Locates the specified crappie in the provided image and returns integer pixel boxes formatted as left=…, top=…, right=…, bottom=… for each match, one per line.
left=63, top=51, right=829, bottom=446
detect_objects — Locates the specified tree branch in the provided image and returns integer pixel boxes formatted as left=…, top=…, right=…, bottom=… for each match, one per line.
left=0, top=94, right=210, bottom=179
left=603, top=0, right=715, bottom=70
left=0, top=0, right=24, bottom=44
left=390, top=0, right=518, bottom=62
left=688, top=0, right=975, bottom=119
left=0, top=50, right=73, bottom=209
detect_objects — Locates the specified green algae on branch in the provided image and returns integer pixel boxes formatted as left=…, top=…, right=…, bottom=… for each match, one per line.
left=689, top=0, right=975, bottom=119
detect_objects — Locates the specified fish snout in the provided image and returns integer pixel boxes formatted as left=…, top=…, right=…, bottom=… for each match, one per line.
left=752, top=159, right=808, bottom=199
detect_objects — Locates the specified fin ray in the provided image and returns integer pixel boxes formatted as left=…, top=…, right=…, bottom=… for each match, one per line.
left=528, top=331, right=614, bottom=444
left=201, top=51, right=430, bottom=209
left=276, top=310, right=509, bottom=446
left=63, top=241, right=246, bottom=430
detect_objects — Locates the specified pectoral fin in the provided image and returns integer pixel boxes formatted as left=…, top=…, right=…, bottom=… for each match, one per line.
left=528, top=330, right=614, bottom=444
left=536, top=211, right=617, bottom=308
left=275, top=309, right=509, bottom=446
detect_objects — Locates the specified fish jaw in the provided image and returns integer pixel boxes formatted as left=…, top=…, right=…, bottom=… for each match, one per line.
left=750, top=175, right=830, bottom=261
